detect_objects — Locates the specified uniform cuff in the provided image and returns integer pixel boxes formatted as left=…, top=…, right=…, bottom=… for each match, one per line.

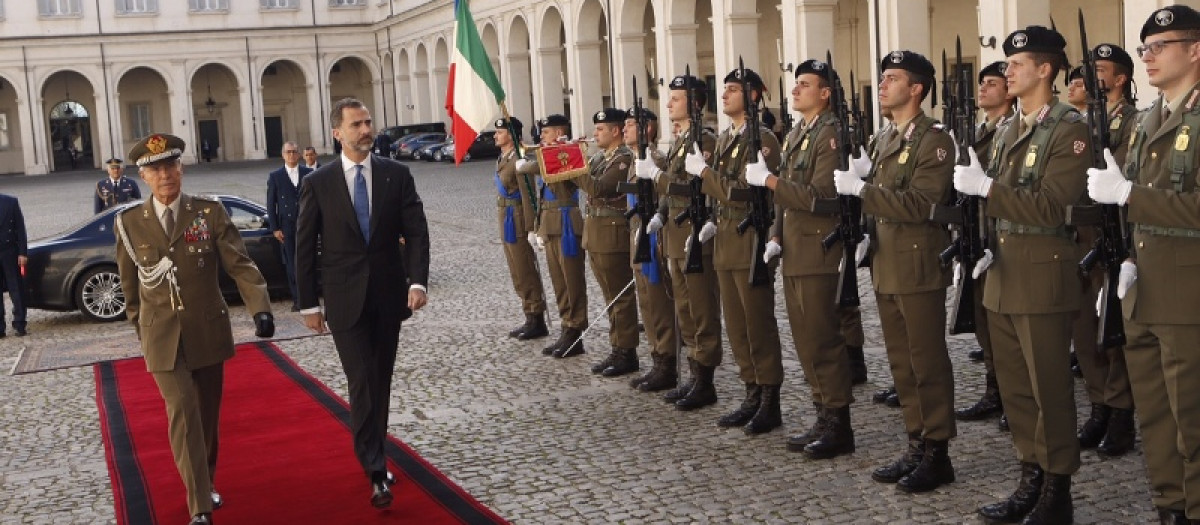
left=410, top=284, right=428, bottom=294
left=299, top=306, right=322, bottom=315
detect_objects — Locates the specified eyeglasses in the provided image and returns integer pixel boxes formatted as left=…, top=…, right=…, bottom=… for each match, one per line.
left=1136, top=39, right=1198, bottom=58
left=283, top=150, right=299, bottom=154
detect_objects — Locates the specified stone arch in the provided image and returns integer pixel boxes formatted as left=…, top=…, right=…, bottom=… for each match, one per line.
left=260, top=59, right=313, bottom=157
left=41, top=70, right=98, bottom=171
left=0, top=73, right=26, bottom=174
left=506, top=14, right=535, bottom=131
left=190, top=63, right=243, bottom=162
left=537, top=5, right=569, bottom=128
left=413, top=43, right=432, bottom=122
left=396, top=48, right=414, bottom=124
left=433, top=36, right=451, bottom=127
left=115, top=67, right=171, bottom=159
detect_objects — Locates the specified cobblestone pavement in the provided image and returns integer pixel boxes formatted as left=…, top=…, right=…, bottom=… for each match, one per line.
left=0, top=158, right=1158, bottom=524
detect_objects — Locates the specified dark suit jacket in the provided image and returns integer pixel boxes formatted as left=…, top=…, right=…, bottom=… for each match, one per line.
left=266, top=165, right=312, bottom=232
left=0, top=194, right=27, bottom=256
left=294, top=155, right=430, bottom=331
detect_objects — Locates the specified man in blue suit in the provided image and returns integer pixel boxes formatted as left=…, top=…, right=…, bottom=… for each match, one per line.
left=0, top=193, right=28, bottom=336
left=266, top=141, right=313, bottom=310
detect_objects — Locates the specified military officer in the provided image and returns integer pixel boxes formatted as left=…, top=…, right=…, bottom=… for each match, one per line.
left=517, top=114, right=588, bottom=358
left=955, top=60, right=1014, bottom=424
left=1087, top=6, right=1200, bottom=522
left=95, top=157, right=142, bottom=213
left=835, top=50, right=956, bottom=493
left=640, top=74, right=723, bottom=410
left=114, top=133, right=274, bottom=525
left=576, top=108, right=640, bottom=376
left=954, top=26, right=1089, bottom=523
left=745, top=58, right=854, bottom=459
left=1071, top=42, right=1139, bottom=458
left=624, top=107, right=679, bottom=391
left=683, top=67, right=785, bottom=435
left=494, top=117, right=549, bottom=341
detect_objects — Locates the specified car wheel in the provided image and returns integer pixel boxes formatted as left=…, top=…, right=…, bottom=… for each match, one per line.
left=433, top=150, right=443, bottom=161
left=464, top=153, right=472, bottom=162
left=75, top=265, right=126, bottom=322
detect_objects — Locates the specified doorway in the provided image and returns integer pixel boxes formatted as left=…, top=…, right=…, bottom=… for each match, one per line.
left=197, top=120, right=219, bottom=162
left=264, top=116, right=283, bottom=158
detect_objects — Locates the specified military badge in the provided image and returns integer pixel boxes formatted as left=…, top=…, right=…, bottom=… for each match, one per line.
left=1156, top=9, right=1174, bottom=26
left=1176, top=126, right=1191, bottom=151
left=899, top=147, right=910, bottom=165
left=1073, top=141, right=1086, bottom=155
left=761, top=146, right=771, bottom=158
left=889, top=51, right=904, bottom=63
left=1025, top=145, right=1039, bottom=167
left=830, top=138, right=837, bottom=150
left=184, top=214, right=211, bottom=243
left=1011, top=32, right=1028, bottom=48
left=1097, top=45, right=1112, bottom=58
left=1110, top=115, right=1122, bottom=130
left=703, top=151, right=712, bottom=161
left=732, top=144, right=741, bottom=158
left=146, top=135, right=167, bottom=155
left=936, top=148, right=947, bottom=161
left=799, top=137, right=809, bottom=151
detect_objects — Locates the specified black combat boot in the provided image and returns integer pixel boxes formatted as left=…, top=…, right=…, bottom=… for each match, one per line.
left=675, top=364, right=718, bottom=410
left=663, top=358, right=698, bottom=403
left=542, top=329, right=568, bottom=356
left=743, top=385, right=782, bottom=435
left=1020, top=473, right=1071, bottom=525
left=508, top=318, right=527, bottom=338
left=634, top=353, right=678, bottom=392
left=1097, top=407, right=1136, bottom=457
left=968, top=348, right=984, bottom=361
left=591, top=347, right=622, bottom=374
left=717, top=384, right=761, bottom=427
left=1077, top=403, right=1111, bottom=449
left=977, top=462, right=1044, bottom=523
left=846, top=345, right=868, bottom=385
left=873, top=386, right=897, bottom=403
left=872, top=432, right=924, bottom=483
left=1071, top=351, right=1082, bottom=377
left=885, top=391, right=901, bottom=408
left=786, top=403, right=826, bottom=452
left=897, top=439, right=954, bottom=493
left=552, top=328, right=585, bottom=358
left=803, top=405, right=855, bottom=459
left=516, top=313, right=548, bottom=340
left=601, top=348, right=640, bottom=377
left=956, top=372, right=1003, bottom=421
left=1156, top=507, right=1189, bottom=524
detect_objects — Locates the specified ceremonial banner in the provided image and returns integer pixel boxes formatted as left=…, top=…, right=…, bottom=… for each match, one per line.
left=536, top=143, right=588, bottom=183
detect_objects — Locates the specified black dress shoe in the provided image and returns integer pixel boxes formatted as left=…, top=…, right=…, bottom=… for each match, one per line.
left=385, top=471, right=396, bottom=485
left=189, top=513, right=212, bottom=525
left=872, top=386, right=897, bottom=403
left=370, top=480, right=393, bottom=508
left=885, top=392, right=901, bottom=408
left=210, top=490, right=223, bottom=509
left=968, top=349, right=984, bottom=361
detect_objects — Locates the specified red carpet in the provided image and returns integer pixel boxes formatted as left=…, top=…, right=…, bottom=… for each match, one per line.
left=95, top=341, right=507, bottom=524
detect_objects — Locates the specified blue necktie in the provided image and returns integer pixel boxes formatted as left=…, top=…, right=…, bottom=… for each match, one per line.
left=353, top=164, right=370, bottom=242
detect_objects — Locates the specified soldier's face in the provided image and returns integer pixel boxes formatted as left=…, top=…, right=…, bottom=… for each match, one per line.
left=1066, top=78, right=1088, bottom=106
left=540, top=126, right=563, bottom=144
left=106, top=165, right=122, bottom=179
left=303, top=150, right=317, bottom=165
left=1142, top=31, right=1200, bottom=90
left=594, top=123, right=621, bottom=148
left=495, top=128, right=512, bottom=148
left=1003, top=54, right=1048, bottom=98
left=722, top=82, right=746, bottom=116
left=623, top=118, right=640, bottom=145
left=333, top=106, right=374, bottom=156
left=977, top=77, right=1008, bottom=110
left=1094, top=61, right=1126, bottom=97
left=140, top=159, right=183, bottom=204
left=667, top=90, right=688, bottom=122
left=793, top=74, right=829, bottom=114
left=877, top=69, right=914, bottom=111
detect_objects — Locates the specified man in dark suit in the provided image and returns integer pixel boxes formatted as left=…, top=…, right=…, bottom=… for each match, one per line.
left=114, top=133, right=275, bottom=525
left=266, top=141, right=313, bottom=310
left=295, top=98, right=431, bottom=509
left=0, top=193, right=28, bottom=337
left=303, top=146, right=321, bottom=170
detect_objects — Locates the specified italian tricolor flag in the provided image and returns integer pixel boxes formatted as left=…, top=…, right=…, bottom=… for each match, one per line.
left=445, top=0, right=504, bottom=165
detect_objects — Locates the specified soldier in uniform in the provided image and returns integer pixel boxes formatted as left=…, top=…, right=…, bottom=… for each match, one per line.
left=1066, top=65, right=1088, bottom=113
left=835, top=50, right=956, bottom=493
left=624, top=107, right=679, bottom=391
left=744, top=58, right=855, bottom=458
left=493, top=117, right=549, bottom=341
left=1087, top=6, right=1200, bottom=522
left=517, top=114, right=588, bottom=358
left=640, top=74, right=723, bottom=410
left=95, top=157, right=142, bottom=213
left=954, top=26, right=1089, bottom=523
left=576, top=109, right=640, bottom=376
left=683, top=67, right=785, bottom=435
left=955, top=61, right=1014, bottom=425
left=1073, top=42, right=1139, bottom=458
left=115, top=133, right=274, bottom=525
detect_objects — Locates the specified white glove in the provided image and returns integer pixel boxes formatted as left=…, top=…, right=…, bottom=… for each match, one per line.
left=971, top=248, right=994, bottom=279
left=745, top=159, right=772, bottom=187
left=1095, top=288, right=1104, bottom=317
left=854, top=234, right=870, bottom=266
left=834, top=168, right=867, bottom=196
left=527, top=231, right=543, bottom=250
left=763, top=240, right=782, bottom=263
left=698, top=220, right=717, bottom=243
left=1117, top=260, right=1137, bottom=299
left=635, top=157, right=662, bottom=181
left=645, top=213, right=665, bottom=234
left=953, top=147, right=993, bottom=197
left=953, top=261, right=963, bottom=289
left=1087, top=148, right=1133, bottom=205
left=685, top=144, right=708, bottom=177
left=849, top=146, right=873, bottom=176
left=516, top=158, right=530, bottom=172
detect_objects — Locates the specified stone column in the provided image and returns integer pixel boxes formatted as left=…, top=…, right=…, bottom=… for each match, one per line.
left=572, top=39, right=606, bottom=125
left=536, top=46, right=565, bottom=124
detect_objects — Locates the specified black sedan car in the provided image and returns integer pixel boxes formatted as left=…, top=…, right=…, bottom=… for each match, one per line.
left=23, top=195, right=290, bottom=322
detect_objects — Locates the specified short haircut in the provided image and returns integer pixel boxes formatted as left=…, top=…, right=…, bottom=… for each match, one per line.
left=330, top=98, right=365, bottom=129
left=1029, top=52, right=1067, bottom=84
left=303, top=146, right=317, bottom=153
left=909, top=73, right=933, bottom=103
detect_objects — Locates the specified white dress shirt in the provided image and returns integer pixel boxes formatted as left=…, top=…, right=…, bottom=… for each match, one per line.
left=285, top=164, right=300, bottom=188
left=151, top=197, right=181, bottom=237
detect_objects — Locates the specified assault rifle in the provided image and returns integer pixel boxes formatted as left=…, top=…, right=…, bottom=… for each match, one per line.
left=726, top=57, right=773, bottom=286
left=668, top=65, right=709, bottom=274
left=779, top=76, right=794, bottom=135
left=929, top=37, right=983, bottom=335
left=618, top=76, right=655, bottom=263
left=813, top=50, right=863, bottom=307
left=1067, top=9, right=1128, bottom=349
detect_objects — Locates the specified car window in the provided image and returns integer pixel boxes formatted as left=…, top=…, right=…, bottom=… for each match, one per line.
left=226, top=201, right=267, bottom=231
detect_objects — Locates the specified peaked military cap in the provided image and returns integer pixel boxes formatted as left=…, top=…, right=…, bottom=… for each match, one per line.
left=593, top=108, right=627, bottom=124
left=539, top=114, right=570, bottom=128
left=105, top=158, right=123, bottom=167
left=723, top=67, right=766, bottom=92
left=978, top=61, right=1007, bottom=84
left=128, top=133, right=185, bottom=167
left=625, top=107, right=657, bottom=121
left=1003, top=25, right=1067, bottom=57
left=1141, top=5, right=1200, bottom=41
left=1092, top=43, right=1134, bottom=72
left=880, top=50, right=935, bottom=79
left=796, top=59, right=839, bottom=82
left=668, top=74, right=706, bottom=92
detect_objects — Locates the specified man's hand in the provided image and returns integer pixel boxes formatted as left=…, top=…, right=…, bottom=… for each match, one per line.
left=408, top=288, right=428, bottom=311
left=527, top=231, right=543, bottom=250
left=273, top=230, right=285, bottom=242
left=685, top=144, right=708, bottom=177
left=834, top=169, right=867, bottom=196
left=953, top=148, right=993, bottom=197
left=849, top=147, right=872, bottom=175
left=303, top=312, right=326, bottom=334
left=1087, top=148, right=1133, bottom=205
left=645, top=213, right=664, bottom=235
left=515, top=158, right=530, bottom=172
left=17, top=255, right=26, bottom=267
left=972, top=248, right=994, bottom=279
left=698, top=221, right=717, bottom=243
left=763, top=240, right=782, bottom=263
left=253, top=312, right=275, bottom=338
left=1117, top=260, right=1137, bottom=299
left=635, top=157, right=661, bottom=181
left=745, top=159, right=772, bottom=187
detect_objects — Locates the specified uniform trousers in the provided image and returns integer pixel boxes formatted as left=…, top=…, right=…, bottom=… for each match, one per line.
left=784, top=274, right=851, bottom=408
left=150, top=350, right=224, bottom=516
left=716, top=268, right=782, bottom=385
left=876, top=290, right=956, bottom=440
left=666, top=255, right=722, bottom=367
left=542, top=234, right=588, bottom=330
left=1073, top=269, right=1133, bottom=408
left=501, top=232, right=547, bottom=315
left=634, top=264, right=677, bottom=357
left=587, top=251, right=638, bottom=349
